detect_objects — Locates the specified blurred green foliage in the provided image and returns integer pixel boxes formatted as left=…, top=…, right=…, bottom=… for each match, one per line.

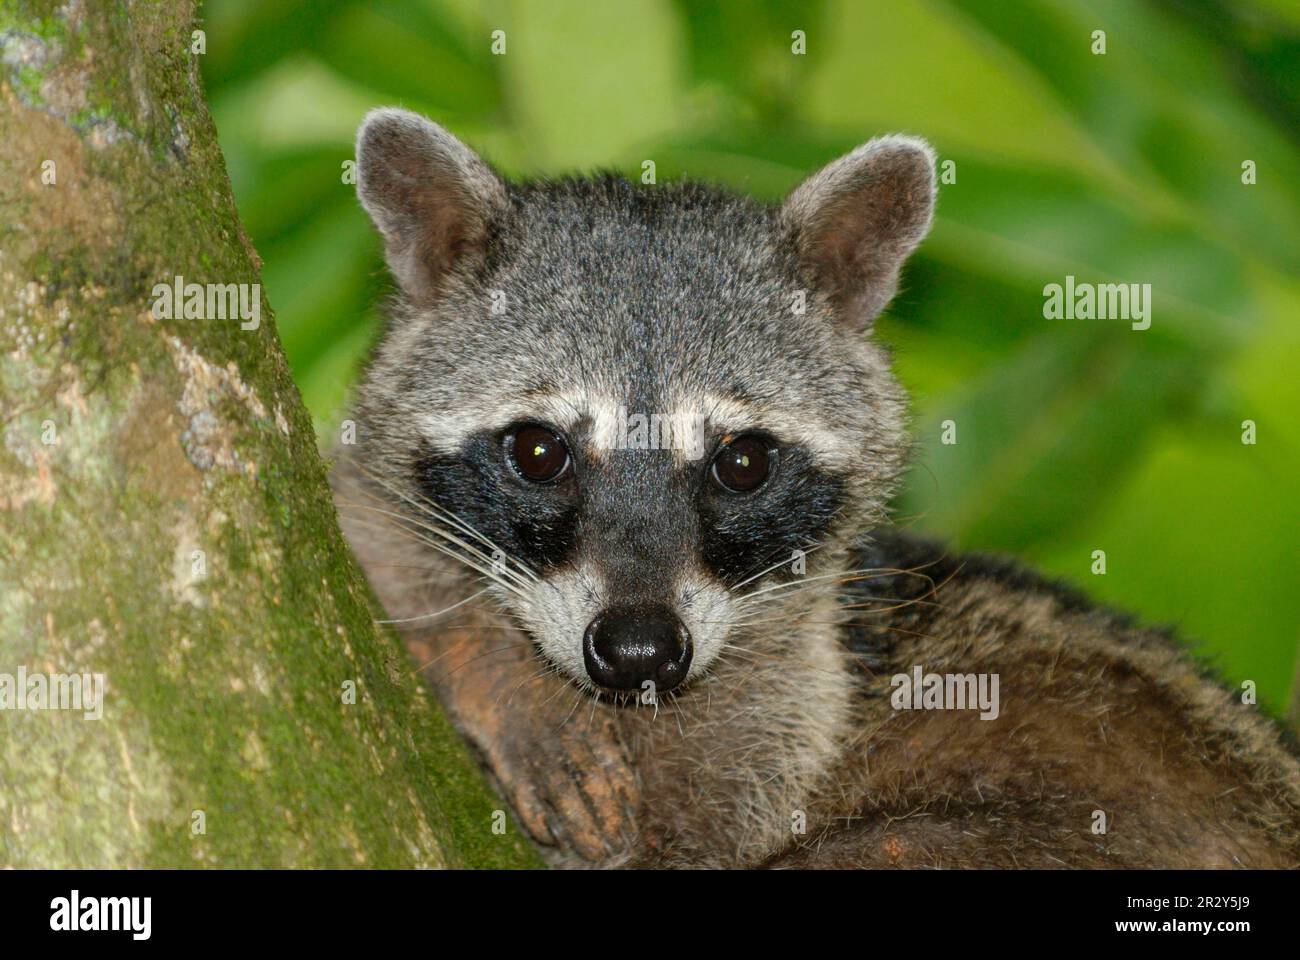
left=201, top=0, right=1300, bottom=713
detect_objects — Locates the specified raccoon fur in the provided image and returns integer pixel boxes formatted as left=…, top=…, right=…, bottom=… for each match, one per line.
left=331, top=108, right=1300, bottom=868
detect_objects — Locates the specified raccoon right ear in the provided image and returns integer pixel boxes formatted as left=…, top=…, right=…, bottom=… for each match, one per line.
left=355, top=108, right=508, bottom=303
left=780, top=135, right=936, bottom=331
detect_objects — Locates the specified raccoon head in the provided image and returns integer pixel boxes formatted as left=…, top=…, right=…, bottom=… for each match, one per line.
left=350, top=108, right=935, bottom=700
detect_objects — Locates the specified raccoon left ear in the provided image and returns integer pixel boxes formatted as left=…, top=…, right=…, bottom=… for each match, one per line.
left=780, top=135, right=936, bottom=330
left=355, top=108, right=509, bottom=303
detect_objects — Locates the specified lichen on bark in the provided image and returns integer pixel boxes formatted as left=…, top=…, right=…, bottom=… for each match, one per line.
left=0, top=0, right=538, bottom=868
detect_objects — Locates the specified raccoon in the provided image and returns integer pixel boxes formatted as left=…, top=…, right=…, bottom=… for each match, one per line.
left=332, top=108, right=1300, bottom=868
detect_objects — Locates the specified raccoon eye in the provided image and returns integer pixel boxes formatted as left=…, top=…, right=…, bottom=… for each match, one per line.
left=509, top=424, right=570, bottom=483
left=710, top=434, right=775, bottom=494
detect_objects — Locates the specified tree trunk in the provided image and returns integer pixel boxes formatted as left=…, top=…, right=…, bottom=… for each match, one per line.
left=0, top=0, right=538, bottom=868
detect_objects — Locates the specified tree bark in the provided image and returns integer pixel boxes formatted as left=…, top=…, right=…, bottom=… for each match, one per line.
left=0, top=0, right=538, bottom=868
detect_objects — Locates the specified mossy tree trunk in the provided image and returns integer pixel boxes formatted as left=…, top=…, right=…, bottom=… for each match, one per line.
left=0, top=0, right=537, bottom=868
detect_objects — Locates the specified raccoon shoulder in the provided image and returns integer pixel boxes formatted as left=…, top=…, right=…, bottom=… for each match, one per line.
left=792, top=528, right=1300, bottom=868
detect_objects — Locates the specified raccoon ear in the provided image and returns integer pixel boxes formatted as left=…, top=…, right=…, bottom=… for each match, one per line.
left=780, top=135, right=936, bottom=330
left=355, top=108, right=508, bottom=303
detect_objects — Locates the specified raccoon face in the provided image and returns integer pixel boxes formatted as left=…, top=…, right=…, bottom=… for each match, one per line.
left=351, top=108, right=935, bottom=698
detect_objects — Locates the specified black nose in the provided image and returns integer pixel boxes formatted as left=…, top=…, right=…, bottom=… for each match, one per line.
left=583, top=606, right=692, bottom=694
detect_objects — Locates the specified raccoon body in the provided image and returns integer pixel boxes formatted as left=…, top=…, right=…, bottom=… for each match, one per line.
left=333, top=108, right=1300, bottom=868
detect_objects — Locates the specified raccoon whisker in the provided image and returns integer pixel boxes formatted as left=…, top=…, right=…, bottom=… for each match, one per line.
left=403, top=539, right=526, bottom=602
left=713, top=643, right=778, bottom=668
left=837, top=597, right=941, bottom=613
left=715, top=640, right=764, bottom=656
left=730, top=611, right=886, bottom=629
left=671, top=699, right=686, bottom=737
left=339, top=507, right=507, bottom=579
left=427, top=640, right=537, bottom=686
left=493, top=608, right=548, bottom=649
left=375, top=587, right=492, bottom=625
left=736, top=566, right=915, bottom=604
left=558, top=684, right=590, bottom=728
left=738, top=566, right=942, bottom=610
left=624, top=685, right=660, bottom=721
left=342, top=500, right=535, bottom=593
left=341, top=504, right=532, bottom=598
left=346, top=466, right=513, bottom=562
left=727, top=593, right=930, bottom=629
left=441, top=622, right=532, bottom=632
left=499, top=663, right=563, bottom=710
left=354, top=463, right=540, bottom=583
left=539, top=669, right=590, bottom=710
left=408, top=629, right=521, bottom=676
left=405, top=605, right=526, bottom=674
left=344, top=474, right=540, bottom=590
left=727, top=542, right=831, bottom=592
left=714, top=642, right=860, bottom=686
left=361, top=560, right=468, bottom=580
left=341, top=513, right=516, bottom=591
left=787, top=587, right=940, bottom=611
left=733, top=582, right=868, bottom=613
left=410, top=644, right=462, bottom=676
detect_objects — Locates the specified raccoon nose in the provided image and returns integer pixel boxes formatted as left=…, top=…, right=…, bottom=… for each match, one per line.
left=583, top=606, right=692, bottom=694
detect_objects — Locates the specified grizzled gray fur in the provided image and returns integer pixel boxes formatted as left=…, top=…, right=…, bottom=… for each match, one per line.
left=333, top=108, right=1300, bottom=868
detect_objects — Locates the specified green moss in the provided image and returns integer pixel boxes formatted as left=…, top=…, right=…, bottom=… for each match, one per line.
left=0, top=0, right=540, bottom=868
left=14, top=64, right=42, bottom=102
